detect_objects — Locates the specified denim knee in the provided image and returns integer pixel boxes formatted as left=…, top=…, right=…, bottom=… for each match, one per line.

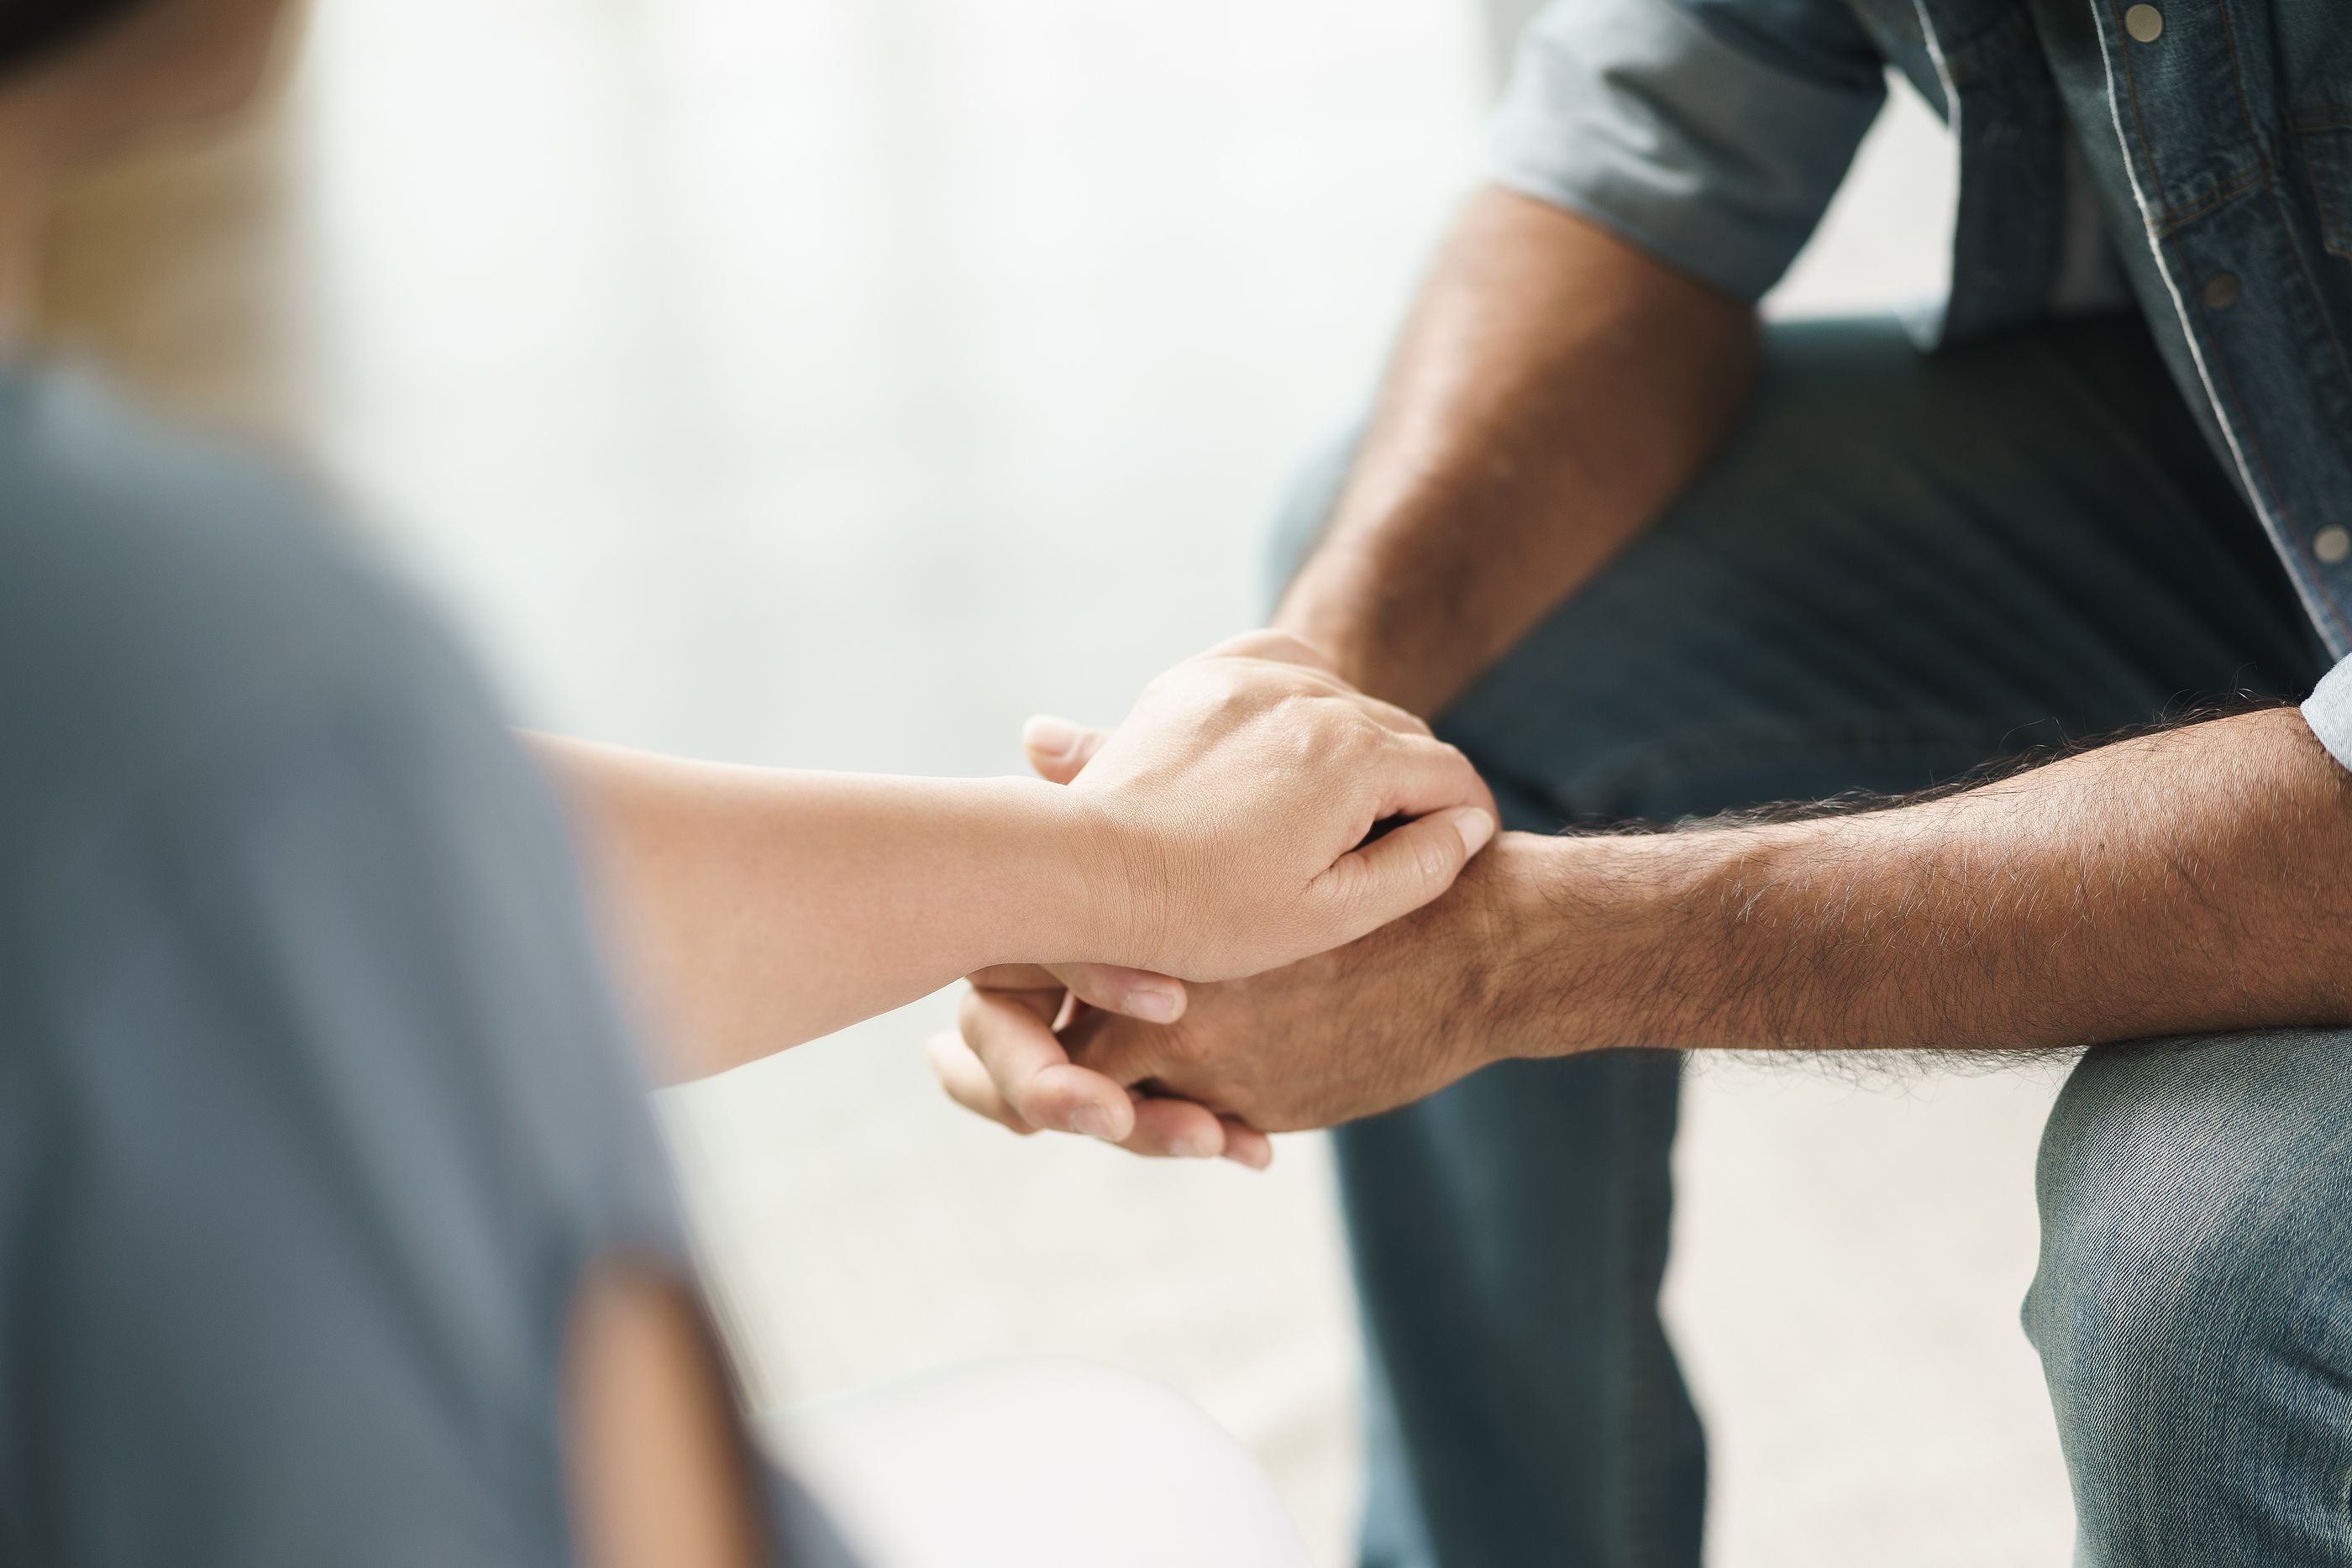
left=2024, top=1030, right=2352, bottom=1566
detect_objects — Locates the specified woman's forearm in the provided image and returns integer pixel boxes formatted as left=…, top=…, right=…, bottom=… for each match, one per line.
left=531, top=632, right=1496, bottom=1088
left=536, top=737, right=1110, bottom=1082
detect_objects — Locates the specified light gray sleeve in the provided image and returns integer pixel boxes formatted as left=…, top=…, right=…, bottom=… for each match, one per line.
left=0, top=359, right=854, bottom=1568
left=3, top=676, right=851, bottom=1565
left=2302, top=654, right=2352, bottom=774
left=1488, top=0, right=1888, bottom=301
left=2, top=690, right=672, bottom=1565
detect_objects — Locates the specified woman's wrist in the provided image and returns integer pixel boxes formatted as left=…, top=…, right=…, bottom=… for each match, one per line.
left=965, top=775, right=1147, bottom=972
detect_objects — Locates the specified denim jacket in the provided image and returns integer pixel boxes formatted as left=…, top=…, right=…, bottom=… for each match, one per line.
left=1491, top=0, right=2352, bottom=683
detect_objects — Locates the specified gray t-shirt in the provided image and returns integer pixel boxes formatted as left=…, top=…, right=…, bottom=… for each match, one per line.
left=0, top=362, right=849, bottom=1565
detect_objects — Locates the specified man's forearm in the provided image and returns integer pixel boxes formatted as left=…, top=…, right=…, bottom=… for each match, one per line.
left=1275, top=186, right=1757, bottom=714
left=1491, top=710, right=2352, bottom=1055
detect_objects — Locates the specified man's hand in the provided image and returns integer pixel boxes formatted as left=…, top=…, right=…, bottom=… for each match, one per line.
left=927, top=965, right=1276, bottom=1167
left=931, top=840, right=1538, bottom=1153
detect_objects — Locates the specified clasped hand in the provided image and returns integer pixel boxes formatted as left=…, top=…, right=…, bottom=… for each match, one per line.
left=929, top=630, right=1500, bottom=1165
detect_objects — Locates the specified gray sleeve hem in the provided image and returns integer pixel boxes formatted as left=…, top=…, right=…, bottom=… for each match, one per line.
left=1484, top=0, right=1887, bottom=303
left=2302, top=655, right=2352, bottom=775
left=1486, top=165, right=1751, bottom=300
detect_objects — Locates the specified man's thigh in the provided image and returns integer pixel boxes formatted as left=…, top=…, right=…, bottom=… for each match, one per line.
left=1424, top=311, right=2323, bottom=826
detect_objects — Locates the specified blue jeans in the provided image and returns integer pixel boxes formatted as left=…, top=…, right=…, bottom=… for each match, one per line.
left=1273, top=314, right=2343, bottom=1567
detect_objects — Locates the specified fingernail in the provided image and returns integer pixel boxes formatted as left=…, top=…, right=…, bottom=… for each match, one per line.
left=1126, top=983, right=1182, bottom=1024
left=1452, top=808, right=1496, bottom=856
left=1171, top=1130, right=1218, bottom=1159
left=1023, top=715, right=1080, bottom=759
left=1069, top=1103, right=1120, bottom=1141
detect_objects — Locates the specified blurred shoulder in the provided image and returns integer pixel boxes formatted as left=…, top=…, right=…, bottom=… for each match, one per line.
left=0, top=359, right=507, bottom=821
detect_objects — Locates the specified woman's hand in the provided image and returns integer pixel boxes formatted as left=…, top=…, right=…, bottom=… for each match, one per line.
left=535, top=631, right=1488, bottom=1086
left=1047, top=630, right=1495, bottom=981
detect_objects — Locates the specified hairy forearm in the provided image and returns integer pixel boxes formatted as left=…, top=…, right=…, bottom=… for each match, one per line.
left=1274, top=187, right=1757, bottom=714
left=536, top=737, right=1105, bottom=1082
left=1488, top=711, right=2352, bottom=1055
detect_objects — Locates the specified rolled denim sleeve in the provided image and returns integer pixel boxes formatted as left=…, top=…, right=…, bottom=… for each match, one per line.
left=1488, top=0, right=1888, bottom=302
left=2302, top=655, right=2352, bottom=774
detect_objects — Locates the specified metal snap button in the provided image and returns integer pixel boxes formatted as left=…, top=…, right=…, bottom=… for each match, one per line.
left=2202, top=271, right=2240, bottom=310
left=2317, top=527, right=2351, bottom=565
left=2125, top=3, right=2163, bottom=41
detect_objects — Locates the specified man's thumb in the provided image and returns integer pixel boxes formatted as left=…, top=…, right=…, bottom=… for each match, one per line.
left=1022, top=715, right=1110, bottom=784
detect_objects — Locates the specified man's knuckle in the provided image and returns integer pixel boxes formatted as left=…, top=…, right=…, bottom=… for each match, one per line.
left=1154, top=1021, right=1215, bottom=1072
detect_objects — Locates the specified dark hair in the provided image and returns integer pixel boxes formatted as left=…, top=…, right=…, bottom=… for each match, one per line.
left=0, top=0, right=151, bottom=73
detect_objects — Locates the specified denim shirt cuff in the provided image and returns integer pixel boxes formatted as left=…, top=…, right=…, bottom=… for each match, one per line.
left=1486, top=0, right=1885, bottom=302
left=2301, top=655, right=2352, bottom=774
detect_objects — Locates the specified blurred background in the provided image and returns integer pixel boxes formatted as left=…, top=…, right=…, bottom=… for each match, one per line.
left=36, top=2, right=2076, bottom=1562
